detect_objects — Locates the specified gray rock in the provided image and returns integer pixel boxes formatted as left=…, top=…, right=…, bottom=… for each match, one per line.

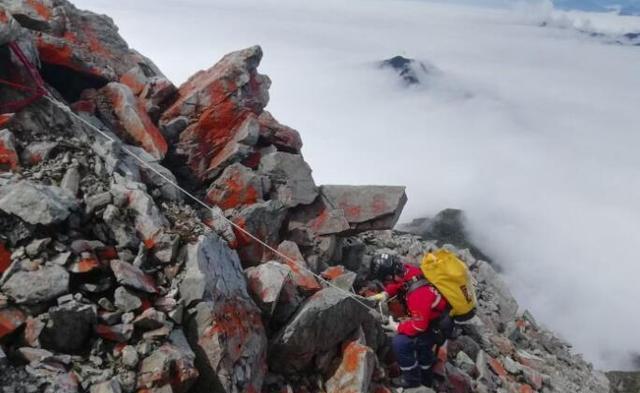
left=181, top=234, right=267, bottom=393
left=276, top=240, right=321, bottom=293
left=60, top=166, right=81, bottom=197
left=1, top=264, right=69, bottom=304
left=85, top=192, right=112, bottom=215
left=114, top=287, right=142, bottom=312
left=269, top=287, right=372, bottom=372
left=321, top=185, right=407, bottom=232
left=259, top=152, right=318, bottom=208
left=0, top=180, right=80, bottom=225
left=20, top=141, right=58, bottom=165
left=205, top=162, right=265, bottom=210
left=25, top=238, right=51, bottom=257
left=232, top=200, right=287, bottom=266
left=245, top=261, right=301, bottom=324
left=90, top=379, right=122, bottom=393
left=476, top=261, right=518, bottom=323
left=41, top=300, right=97, bottom=353
left=0, top=8, right=22, bottom=46
left=288, top=194, right=350, bottom=242
left=121, top=346, right=139, bottom=369
left=325, top=341, right=375, bottom=393
left=136, top=343, right=199, bottom=393
left=110, top=180, right=168, bottom=253
left=111, top=260, right=157, bottom=294
left=133, top=308, right=167, bottom=331
left=103, top=205, right=140, bottom=249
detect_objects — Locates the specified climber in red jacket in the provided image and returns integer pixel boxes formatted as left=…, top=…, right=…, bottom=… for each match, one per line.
left=368, top=253, right=450, bottom=388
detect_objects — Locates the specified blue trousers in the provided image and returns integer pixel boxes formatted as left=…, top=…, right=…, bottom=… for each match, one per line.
left=392, top=333, right=437, bottom=384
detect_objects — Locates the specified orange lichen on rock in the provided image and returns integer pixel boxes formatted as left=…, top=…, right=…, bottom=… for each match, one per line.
left=488, top=356, right=507, bottom=378
left=321, top=266, right=345, bottom=281
left=26, top=0, right=52, bottom=20
left=0, top=133, right=19, bottom=171
left=0, top=242, right=11, bottom=274
left=0, top=308, right=27, bottom=339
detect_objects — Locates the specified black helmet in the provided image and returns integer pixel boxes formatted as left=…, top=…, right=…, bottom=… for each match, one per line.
left=370, top=253, right=403, bottom=281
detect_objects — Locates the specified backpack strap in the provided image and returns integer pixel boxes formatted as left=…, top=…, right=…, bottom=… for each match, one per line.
left=406, top=277, right=442, bottom=310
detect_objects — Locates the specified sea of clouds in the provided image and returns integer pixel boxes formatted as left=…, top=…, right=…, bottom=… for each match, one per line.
left=74, top=0, right=640, bottom=370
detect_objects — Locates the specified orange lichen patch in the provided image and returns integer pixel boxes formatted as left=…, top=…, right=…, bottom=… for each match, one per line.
left=0, top=10, right=8, bottom=23
left=519, top=384, right=534, bottom=393
left=342, top=341, right=368, bottom=373
left=371, top=194, right=390, bottom=215
left=0, top=140, right=19, bottom=172
left=321, top=266, right=345, bottom=281
left=106, top=84, right=168, bottom=160
left=36, top=37, right=79, bottom=71
left=143, top=237, right=156, bottom=250
left=204, top=302, right=263, bottom=361
left=341, top=203, right=362, bottom=221
left=0, top=242, right=11, bottom=274
left=0, top=114, right=13, bottom=127
left=490, top=335, right=515, bottom=356
left=205, top=170, right=259, bottom=210
left=488, top=356, right=507, bottom=378
left=26, top=0, right=52, bottom=20
left=69, top=257, right=101, bottom=273
left=0, top=307, right=27, bottom=339
left=96, top=246, right=118, bottom=261
left=284, top=260, right=321, bottom=293
left=120, top=71, right=145, bottom=95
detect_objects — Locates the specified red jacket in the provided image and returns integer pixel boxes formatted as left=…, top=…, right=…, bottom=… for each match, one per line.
left=384, top=264, right=448, bottom=336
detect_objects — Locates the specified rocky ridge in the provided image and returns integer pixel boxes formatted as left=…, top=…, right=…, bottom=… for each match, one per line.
left=0, top=1, right=613, bottom=393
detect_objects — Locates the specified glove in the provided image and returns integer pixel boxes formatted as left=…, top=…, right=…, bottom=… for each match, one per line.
left=366, top=292, right=388, bottom=303
left=383, top=315, right=399, bottom=332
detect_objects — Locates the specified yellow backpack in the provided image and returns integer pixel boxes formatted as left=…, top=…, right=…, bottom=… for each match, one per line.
left=420, top=249, right=477, bottom=321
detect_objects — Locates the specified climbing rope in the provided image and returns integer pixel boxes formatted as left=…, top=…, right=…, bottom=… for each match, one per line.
left=0, top=42, right=47, bottom=113
left=45, top=94, right=377, bottom=313
left=1, top=39, right=378, bottom=312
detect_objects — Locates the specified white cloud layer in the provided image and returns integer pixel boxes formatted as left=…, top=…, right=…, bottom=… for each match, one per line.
left=73, top=0, right=640, bottom=370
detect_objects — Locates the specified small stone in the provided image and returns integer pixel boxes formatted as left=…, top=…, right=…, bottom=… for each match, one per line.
left=111, top=260, right=157, bottom=294
left=0, top=181, right=80, bottom=225
left=20, top=141, right=58, bottom=166
left=61, top=167, right=81, bottom=196
left=96, top=324, right=134, bottom=343
left=85, top=192, right=112, bottom=215
left=41, top=300, right=97, bottom=353
left=114, top=287, right=142, bottom=313
left=121, top=345, right=139, bottom=369
left=90, top=378, right=122, bottom=393
left=98, top=298, right=116, bottom=312
left=25, top=238, right=51, bottom=258
left=133, top=308, right=167, bottom=331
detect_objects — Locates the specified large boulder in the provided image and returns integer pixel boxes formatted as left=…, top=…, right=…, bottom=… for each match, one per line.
left=320, top=185, right=407, bottom=232
left=269, top=287, right=372, bottom=373
left=245, top=261, right=301, bottom=325
left=161, top=46, right=270, bottom=182
left=258, top=151, right=318, bottom=208
left=0, top=180, right=79, bottom=225
left=96, top=83, right=168, bottom=160
left=205, top=163, right=266, bottom=210
left=180, top=234, right=267, bottom=393
left=2, top=0, right=173, bottom=102
left=137, top=342, right=199, bottom=393
left=232, top=200, right=287, bottom=266
left=288, top=194, right=350, bottom=244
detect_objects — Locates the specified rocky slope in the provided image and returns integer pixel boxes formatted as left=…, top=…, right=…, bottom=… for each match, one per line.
left=0, top=1, right=615, bottom=392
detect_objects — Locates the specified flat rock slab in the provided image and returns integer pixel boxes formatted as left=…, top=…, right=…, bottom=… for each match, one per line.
left=1, top=265, right=69, bottom=304
left=321, top=185, right=407, bottom=232
left=0, top=180, right=79, bottom=225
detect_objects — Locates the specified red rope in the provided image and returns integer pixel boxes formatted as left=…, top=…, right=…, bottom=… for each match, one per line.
left=0, top=42, right=47, bottom=114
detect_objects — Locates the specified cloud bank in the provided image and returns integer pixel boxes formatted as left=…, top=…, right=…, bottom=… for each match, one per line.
left=74, top=0, right=640, bottom=370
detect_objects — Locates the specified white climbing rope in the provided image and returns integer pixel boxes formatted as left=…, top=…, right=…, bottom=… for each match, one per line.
left=43, top=94, right=378, bottom=313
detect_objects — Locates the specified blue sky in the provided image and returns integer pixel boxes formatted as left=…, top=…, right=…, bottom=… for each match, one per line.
left=553, top=0, right=640, bottom=13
